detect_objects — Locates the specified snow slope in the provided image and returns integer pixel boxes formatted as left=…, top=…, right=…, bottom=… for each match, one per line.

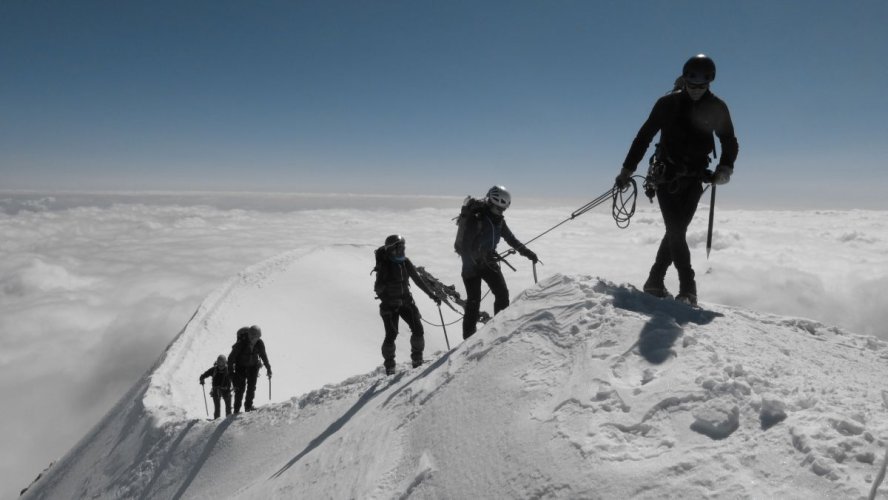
left=144, top=244, right=450, bottom=425
left=21, top=249, right=888, bottom=499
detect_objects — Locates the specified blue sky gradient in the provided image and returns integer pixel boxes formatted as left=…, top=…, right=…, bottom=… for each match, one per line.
left=1, top=1, right=886, bottom=207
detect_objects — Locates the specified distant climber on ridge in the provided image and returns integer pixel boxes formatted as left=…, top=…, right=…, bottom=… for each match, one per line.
left=199, top=354, right=233, bottom=419
left=228, top=325, right=272, bottom=413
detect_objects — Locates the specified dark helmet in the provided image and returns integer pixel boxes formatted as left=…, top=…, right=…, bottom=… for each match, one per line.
left=384, top=234, right=405, bottom=249
left=682, top=54, right=716, bottom=84
left=236, top=327, right=250, bottom=342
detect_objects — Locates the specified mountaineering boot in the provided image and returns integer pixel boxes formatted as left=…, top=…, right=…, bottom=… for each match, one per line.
left=675, top=292, right=698, bottom=306
left=412, top=359, right=423, bottom=369
left=675, top=266, right=697, bottom=306
left=385, top=366, right=396, bottom=376
left=643, top=276, right=670, bottom=298
left=676, top=272, right=697, bottom=306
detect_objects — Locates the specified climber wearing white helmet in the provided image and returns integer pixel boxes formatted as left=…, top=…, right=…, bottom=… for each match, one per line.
left=457, top=185, right=538, bottom=339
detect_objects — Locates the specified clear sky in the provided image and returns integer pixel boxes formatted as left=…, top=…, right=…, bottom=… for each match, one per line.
left=1, top=0, right=887, bottom=207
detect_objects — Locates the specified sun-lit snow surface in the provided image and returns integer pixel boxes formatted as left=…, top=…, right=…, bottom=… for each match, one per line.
left=21, top=253, right=888, bottom=499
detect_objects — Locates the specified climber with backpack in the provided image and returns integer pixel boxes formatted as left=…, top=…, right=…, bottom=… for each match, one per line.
left=228, top=325, right=272, bottom=413
left=454, top=185, right=538, bottom=339
left=615, top=54, right=739, bottom=306
left=373, top=234, right=441, bottom=375
left=199, top=354, right=233, bottom=419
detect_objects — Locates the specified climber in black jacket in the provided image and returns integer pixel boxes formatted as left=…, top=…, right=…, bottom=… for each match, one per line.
left=228, top=325, right=271, bottom=413
left=199, top=354, right=233, bottom=419
left=373, top=234, right=440, bottom=375
left=615, top=54, right=739, bottom=306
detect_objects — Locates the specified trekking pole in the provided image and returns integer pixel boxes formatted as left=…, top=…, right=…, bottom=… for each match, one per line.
left=869, top=446, right=888, bottom=500
left=202, top=385, right=209, bottom=417
left=532, top=261, right=538, bottom=284
left=706, top=183, right=716, bottom=258
left=268, top=374, right=272, bottom=401
left=437, top=304, right=451, bottom=350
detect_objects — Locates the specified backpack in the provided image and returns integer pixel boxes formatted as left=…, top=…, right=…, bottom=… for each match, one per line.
left=371, top=245, right=392, bottom=297
left=371, top=246, right=387, bottom=275
left=453, top=196, right=487, bottom=256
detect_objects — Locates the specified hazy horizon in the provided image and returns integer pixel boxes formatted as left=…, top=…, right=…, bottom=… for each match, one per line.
left=3, top=188, right=886, bottom=211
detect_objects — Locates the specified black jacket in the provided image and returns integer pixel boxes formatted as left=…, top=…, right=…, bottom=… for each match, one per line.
left=623, top=90, right=738, bottom=175
left=199, top=365, right=233, bottom=390
left=228, top=339, right=271, bottom=372
left=374, top=256, right=435, bottom=306
left=460, top=207, right=531, bottom=273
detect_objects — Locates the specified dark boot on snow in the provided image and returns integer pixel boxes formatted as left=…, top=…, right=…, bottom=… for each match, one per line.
left=676, top=272, right=697, bottom=306
left=676, top=292, right=698, bottom=306
left=643, top=277, right=671, bottom=298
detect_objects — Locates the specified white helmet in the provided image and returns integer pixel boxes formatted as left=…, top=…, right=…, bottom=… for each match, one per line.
left=249, top=325, right=262, bottom=338
left=486, top=185, right=511, bottom=211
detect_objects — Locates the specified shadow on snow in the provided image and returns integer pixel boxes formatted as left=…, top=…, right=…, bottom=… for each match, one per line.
left=608, top=282, right=723, bottom=364
left=269, top=351, right=451, bottom=480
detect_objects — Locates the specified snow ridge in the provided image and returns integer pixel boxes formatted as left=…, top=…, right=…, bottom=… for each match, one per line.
left=21, top=264, right=888, bottom=499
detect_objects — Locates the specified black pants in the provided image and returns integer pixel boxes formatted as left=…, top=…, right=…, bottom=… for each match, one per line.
left=233, top=365, right=261, bottom=412
left=462, top=264, right=510, bottom=339
left=650, top=179, right=704, bottom=295
left=380, top=299, right=425, bottom=369
left=210, top=387, right=232, bottom=419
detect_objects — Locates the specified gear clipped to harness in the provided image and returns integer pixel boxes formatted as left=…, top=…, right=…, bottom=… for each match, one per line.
left=644, top=145, right=667, bottom=202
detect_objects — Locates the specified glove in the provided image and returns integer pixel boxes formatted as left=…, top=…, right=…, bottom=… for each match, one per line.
left=615, top=168, right=633, bottom=190
left=523, top=249, right=538, bottom=264
left=430, top=295, right=441, bottom=306
left=267, top=369, right=273, bottom=378
left=712, top=164, right=733, bottom=185
left=199, top=378, right=204, bottom=385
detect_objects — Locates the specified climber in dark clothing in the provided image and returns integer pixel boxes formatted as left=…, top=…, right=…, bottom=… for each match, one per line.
left=373, top=234, right=440, bottom=375
left=228, top=325, right=271, bottom=413
left=615, top=54, right=739, bottom=306
left=459, top=186, right=538, bottom=339
left=199, top=354, right=233, bottom=419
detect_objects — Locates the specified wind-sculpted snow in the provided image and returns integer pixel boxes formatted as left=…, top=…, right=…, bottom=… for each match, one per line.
left=21, top=259, right=888, bottom=499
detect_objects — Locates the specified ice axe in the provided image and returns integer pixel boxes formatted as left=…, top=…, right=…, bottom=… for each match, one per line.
left=201, top=383, right=209, bottom=417
left=706, top=184, right=716, bottom=259
left=532, top=258, right=544, bottom=284
left=437, top=304, right=451, bottom=350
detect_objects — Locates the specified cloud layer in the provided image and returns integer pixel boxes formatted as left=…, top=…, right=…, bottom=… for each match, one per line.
left=1, top=192, right=886, bottom=499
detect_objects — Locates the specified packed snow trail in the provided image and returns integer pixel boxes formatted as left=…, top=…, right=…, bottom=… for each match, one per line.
left=21, top=256, right=888, bottom=498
